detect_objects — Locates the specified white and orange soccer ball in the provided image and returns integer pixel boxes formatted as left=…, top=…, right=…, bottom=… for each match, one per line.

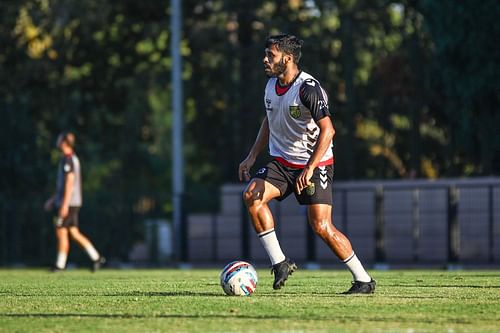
left=220, top=261, right=258, bottom=296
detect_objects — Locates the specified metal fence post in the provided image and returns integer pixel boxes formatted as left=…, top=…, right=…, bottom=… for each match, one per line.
left=0, top=203, right=5, bottom=265
left=241, top=199, right=250, bottom=260
left=211, top=214, right=218, bottom=262
left=181, top=193, right=188, bottom=262
left=341, top=189, right=348, bottom=235
left=447, top=186, right=460, bottom=263
left=488, top=185, right=494, bottom=263
left=306, top=209, right=316, bottom=263
left=412, top=188, right=420, bottom=262
left=375, top=186, right=385, bottom=263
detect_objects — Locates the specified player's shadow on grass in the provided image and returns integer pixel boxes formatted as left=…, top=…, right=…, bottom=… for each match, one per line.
left=105, top=291, right=341, bottom=297
left=0, top=313, right=469, bottom=325
left=1, top=290, right=350, bottom=297
left=104, top=291, right=225, bottom=297
left=386, top=284, right=500, bottom=289
left=0, top=291, right=224, bottom=297
left=0, top=313, right=285, bottom=320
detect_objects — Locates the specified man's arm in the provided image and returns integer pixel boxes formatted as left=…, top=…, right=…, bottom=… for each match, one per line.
left=59, top=172, right=74, bottom=218
left=238, top=116, right=270, bottom=181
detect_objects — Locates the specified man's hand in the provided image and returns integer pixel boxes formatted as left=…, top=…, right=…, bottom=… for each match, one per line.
left=58, top=205, right=69, bottom=219
left=296, top=165, right=315, bottom=194
left=238, top=155, right=256, bottom=182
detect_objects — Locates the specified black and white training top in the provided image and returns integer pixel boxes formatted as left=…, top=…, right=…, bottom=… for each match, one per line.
left=264, top=70, right=334, bottom=168
left=55, top=153, right=82, bottom=208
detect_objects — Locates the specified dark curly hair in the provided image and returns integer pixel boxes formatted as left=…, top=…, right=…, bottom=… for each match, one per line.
left=265, top=34, right=304, bottom=64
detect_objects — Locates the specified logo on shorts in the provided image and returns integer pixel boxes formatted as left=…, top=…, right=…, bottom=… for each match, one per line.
left=289, top=105, right=301, bottom=119
left=306, top=183, right=315, bottom=196
left=257, top=168, right=266, bottom=175
left=319, top=166, right=328, bottom=189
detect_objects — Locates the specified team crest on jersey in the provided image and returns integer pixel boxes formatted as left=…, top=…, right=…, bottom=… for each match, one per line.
left=289, top=105, right=301, bottom=119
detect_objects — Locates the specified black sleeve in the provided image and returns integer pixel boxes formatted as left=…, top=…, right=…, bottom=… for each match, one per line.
left=299, top=78, right=331, bottom=122
left=62, top=156, right=75, bottom=174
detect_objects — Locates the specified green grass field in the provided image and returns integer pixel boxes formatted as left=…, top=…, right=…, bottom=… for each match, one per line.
left=0, top=268, right=498, bottom=333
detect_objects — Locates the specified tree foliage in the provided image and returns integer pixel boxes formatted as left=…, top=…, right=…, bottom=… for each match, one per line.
left=419, top=0, right=500, bottom=175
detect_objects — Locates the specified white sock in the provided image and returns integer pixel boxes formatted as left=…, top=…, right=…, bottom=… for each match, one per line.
left=56, top=252, right=67, bottom=269
left=84, top=244, right=100, bottom=261
left=258, top=229, right=286, bottom=265
left=343, top=252, right=371, bottom=282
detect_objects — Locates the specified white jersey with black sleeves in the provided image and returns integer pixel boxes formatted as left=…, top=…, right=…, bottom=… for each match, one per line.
left=264, top=71, right=334, bottom=168
left=55, top=153, right=82, bottom=207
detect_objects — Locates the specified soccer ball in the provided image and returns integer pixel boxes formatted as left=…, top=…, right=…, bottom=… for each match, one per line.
left=220, top=261, right=258, bottom=296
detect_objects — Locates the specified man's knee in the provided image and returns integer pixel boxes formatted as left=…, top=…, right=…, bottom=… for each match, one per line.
left=309, top=218, right=334, bottom=237
left=68, top=227, right=81, bottom=239
left=242, top=189, right=251, bottom=205
left=56, top=227, right=68, bottom=237
left=242, top=181, right=264, bottom=207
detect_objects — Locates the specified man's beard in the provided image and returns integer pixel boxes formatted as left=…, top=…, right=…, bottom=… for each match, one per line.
left=266, top=57, right=287, bottom=78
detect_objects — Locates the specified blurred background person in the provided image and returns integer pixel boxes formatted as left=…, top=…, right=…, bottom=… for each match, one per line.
left=44, top=131, right=105, bottom=272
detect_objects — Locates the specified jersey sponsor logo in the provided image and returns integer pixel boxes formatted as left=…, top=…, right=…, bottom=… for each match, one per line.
left=289, top=105, right=301, bottom=119
left=256, top=167, right=267, bottom=175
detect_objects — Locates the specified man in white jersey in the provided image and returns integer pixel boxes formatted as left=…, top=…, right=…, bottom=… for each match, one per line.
left=239, top=34, right=375, bottom=294
left=44, top=132, right=105, bottom=272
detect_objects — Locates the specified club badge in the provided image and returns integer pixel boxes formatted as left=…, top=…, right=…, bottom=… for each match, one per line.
left=289, top=105, right=301, bottom=119
left=306, top=183, right=315, bottom=196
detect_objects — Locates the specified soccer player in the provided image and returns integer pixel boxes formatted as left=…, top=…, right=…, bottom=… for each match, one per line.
left=44, top=132, right=105, bottom=272
left=238, top=34, right=375, bottom=294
